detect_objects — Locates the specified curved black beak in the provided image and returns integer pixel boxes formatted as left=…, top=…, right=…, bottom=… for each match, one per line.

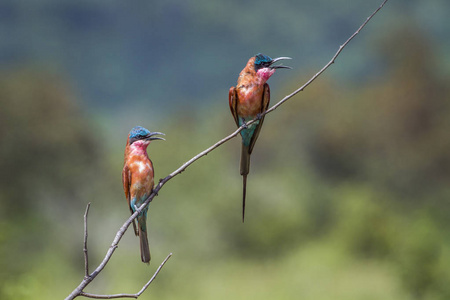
left=146, top=132, right=165, bottom=141
left=270, top=57, right=292, bottom=69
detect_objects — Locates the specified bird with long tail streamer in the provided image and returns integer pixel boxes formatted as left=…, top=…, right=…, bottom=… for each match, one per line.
left=122, top=126, right=165, bottom=263
left=229, top=53, right=291, bottom=222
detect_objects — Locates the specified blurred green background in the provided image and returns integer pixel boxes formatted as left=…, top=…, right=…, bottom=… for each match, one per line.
left=1, top=0, right=450, bottom=299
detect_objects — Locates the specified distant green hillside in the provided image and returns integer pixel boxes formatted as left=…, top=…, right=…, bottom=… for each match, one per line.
left=0, top=0, right=448, bottom=113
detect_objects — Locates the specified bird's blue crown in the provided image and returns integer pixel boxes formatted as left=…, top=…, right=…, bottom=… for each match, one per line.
left=129, top=126, right=151, bottom=139
left=254, top=53, right=272, bottom=65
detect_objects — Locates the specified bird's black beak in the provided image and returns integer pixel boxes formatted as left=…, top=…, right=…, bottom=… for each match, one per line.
left=146, top=132, right=166, bottom=141
left=270, top=57, right=292, bottom=69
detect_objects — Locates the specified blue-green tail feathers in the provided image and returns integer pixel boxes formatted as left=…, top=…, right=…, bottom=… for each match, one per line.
left=131, top=198, right=151, bottom=263
left=139, top=226, right=150, bottom=263
left=239, top=119, right=260, bottom=147
left=240, top=144, right=251, bottom=222
left=138, top=215, right=150, bottom=263
left=239, top=120, right=258, bottom=223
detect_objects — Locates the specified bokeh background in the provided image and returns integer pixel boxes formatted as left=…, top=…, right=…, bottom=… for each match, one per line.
left=1, top=0, right=450, bottom=299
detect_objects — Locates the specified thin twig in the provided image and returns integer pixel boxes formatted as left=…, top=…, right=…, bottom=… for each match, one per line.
left=79, top=253, right=172, bottom=299
left=265, top=0, right=389, bottom=115
left=65, top=1, right=388, bottom=299
left=84, top=202, right=91, bottom=279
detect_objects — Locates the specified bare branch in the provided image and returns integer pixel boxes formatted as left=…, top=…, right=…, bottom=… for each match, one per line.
left=65, top=211, right=143, bottom=300
left=65, top=1, right=389, bottom=299
left=64, top=205, right=172, bottom=300
left=265, top=0, right=389, bottom=115
left=84, top=202, right=91, bottom=279
left=78, top=253, right=172, bottom=299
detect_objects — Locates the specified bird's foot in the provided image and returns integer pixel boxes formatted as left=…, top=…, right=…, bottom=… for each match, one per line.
left=256, top=113, right=263, bottom=120
left=241, top=117, right=248, bottom=129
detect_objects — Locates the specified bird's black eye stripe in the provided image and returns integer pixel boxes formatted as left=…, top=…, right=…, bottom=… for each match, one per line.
left=254, top=60, right=272, bottom=71
left=257, top=61, right=269, bottom=67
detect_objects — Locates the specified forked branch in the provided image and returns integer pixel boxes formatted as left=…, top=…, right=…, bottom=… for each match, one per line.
left=79, top=253, right=172, bottom=299
left=65, top=202, right=172, bottom=300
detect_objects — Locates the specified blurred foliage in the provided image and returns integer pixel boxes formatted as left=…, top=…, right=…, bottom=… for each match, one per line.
left=0, top=69, right=107, bottom=299
left=0, top=0, right=449, bottom=111
left=0, top=9, right=450, bottom=300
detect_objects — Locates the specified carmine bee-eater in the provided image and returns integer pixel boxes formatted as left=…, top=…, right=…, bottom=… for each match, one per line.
left=122, top=126, right=165, bottom=263
left=229, top=53, right=291, bottom=222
